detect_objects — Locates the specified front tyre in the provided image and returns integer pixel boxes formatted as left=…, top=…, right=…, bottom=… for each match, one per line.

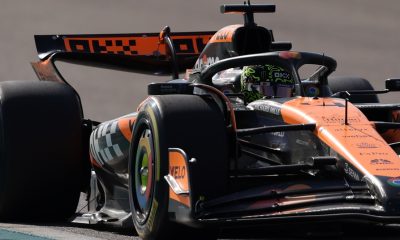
left=129, top=108, right=170, bottom=240
left=129, top=95, right=227, bottom=240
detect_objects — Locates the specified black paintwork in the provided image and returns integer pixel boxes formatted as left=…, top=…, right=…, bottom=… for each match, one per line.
left=31, top=2, right=400, bottom=231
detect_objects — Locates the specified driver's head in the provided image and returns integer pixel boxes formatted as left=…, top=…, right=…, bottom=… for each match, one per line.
left=241, top=64, right=295, bottom=102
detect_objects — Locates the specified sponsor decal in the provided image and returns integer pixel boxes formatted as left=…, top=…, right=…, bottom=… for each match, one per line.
left=194, top=54, right=220, bottom=69
left=387, top=178, right=400, bottom=187
left=170, top=165, right=186, bottom=180
left=273, top=72, right=291, bottom=79
left=344, top=162, right=360, bottom=181
left=359, top=152, right=389, bottom=156
left=334, top=127, right=369, bottom=132
left=321, top=115, right=361, bottom=124
left=342, top=134, right=369, bottom=139
left=168, top=149, right=190, bottom=207
left=356, top=143, right=379, bottom=149
left=251, top=103, right=282, bottom=115
left=208, top=25, right=237, bottom=43
left=214, top=31, right=229, bottom=41
left=168, top=149, right=189, bottom=191
left=271, top=131, right=285, bottom=138
left=377, top=168, right=400, bottom=171
left=370, top=159, right=393, bottom=165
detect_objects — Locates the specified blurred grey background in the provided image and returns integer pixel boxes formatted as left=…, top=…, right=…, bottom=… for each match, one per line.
left=0, top=0, right=399, bottom=121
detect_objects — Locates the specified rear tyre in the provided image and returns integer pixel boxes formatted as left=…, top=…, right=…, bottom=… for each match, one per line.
left=328, top=76, right=379, bottom=103
left=129, top=95, right=227, bottom=240
left=0, top=81, right=83, bottom=221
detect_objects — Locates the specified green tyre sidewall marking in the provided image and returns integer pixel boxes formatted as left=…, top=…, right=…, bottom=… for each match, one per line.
left=145, top=105, right=160, bottom=234
left=147, top=105, right=161, bottom=181
left=129, top=102, right=169, bottom=240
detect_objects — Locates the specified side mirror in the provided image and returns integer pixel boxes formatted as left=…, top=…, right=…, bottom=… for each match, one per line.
left=386, top=78, right=400, bottom=91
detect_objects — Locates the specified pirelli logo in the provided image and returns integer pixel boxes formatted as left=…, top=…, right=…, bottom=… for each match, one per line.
left=63, top=34, right=212, bottom=56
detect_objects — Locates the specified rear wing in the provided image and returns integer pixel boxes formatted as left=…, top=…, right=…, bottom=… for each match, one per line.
left=33, top=31, right=215, bottom=81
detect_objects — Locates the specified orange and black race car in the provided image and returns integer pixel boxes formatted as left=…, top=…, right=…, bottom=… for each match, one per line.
left=0, top=2, right=399, bottom=240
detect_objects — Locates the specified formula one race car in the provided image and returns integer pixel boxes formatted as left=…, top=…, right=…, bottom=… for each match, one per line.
left=0, top=2, right=399, bottom=240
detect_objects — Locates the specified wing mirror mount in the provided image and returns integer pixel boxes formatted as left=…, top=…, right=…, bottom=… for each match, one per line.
left=386, top=78, right=400, bottom=91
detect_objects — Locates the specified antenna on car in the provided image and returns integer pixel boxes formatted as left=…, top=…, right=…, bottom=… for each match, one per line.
left=220, top=2, right=276, bottom=26
left=159, top=26, right=179, bottom=79
left=339, top=91, right=351, bottom=125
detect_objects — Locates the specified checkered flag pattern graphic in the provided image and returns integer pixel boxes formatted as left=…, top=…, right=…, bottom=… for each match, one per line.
left=90, top=120, right=124, bottom=165
left=99, top=39, right=138, bottom=55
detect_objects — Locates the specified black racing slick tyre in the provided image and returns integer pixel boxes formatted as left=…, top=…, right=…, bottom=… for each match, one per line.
left=128, top=95, right=228, bottom=240
left=0, top=81, right=83, bottom=221
left=328, top=76, right=379, bottom=103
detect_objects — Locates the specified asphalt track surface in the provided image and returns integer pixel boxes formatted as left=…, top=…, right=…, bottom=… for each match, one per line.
left=0, top=0, right=399, bottom=239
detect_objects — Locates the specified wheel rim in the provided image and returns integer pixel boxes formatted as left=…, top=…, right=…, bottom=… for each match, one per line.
left=134, top=126, right=154, bottom=223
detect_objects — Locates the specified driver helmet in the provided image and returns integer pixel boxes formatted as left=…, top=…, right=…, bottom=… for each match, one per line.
left=241, top=64, right=295, bottom=102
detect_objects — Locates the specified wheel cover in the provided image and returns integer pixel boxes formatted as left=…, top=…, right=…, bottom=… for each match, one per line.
left=134, top=127, right=155, bottom=224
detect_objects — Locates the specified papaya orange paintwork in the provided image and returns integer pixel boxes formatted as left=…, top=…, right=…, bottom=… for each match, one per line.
left=281, top=97, right=400, bottom=178
left=208, top=25, right=241, bottom=43
left=117, top=115, right=137, bottom=141
left=168, top=150, right=190, bottom=207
